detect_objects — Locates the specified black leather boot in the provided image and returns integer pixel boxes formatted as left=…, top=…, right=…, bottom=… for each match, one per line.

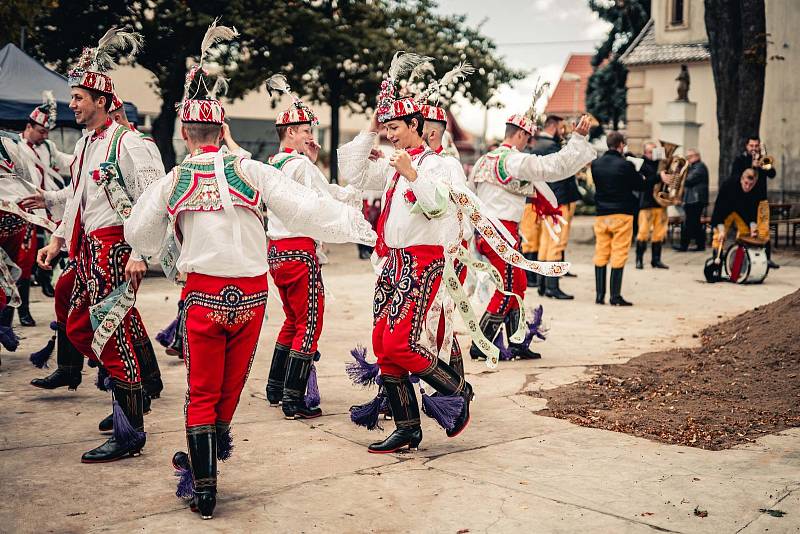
left=595, top=265, right=607, bottom=305
left=563, top=252, right=577, bottom=277
left=418, top=359, right=474, bottom=438
left=99, top=393, right=150, bottom=431
left=16, top=279, right=35, bottom=326
left=523, top=252, right=539, bottom=287
left=766, top=241, right=780, bottom=269
left=651, top=242, right=669, bottom=269
left=166, top=301, right=186, bottom=357
left=266, top=343, right=290, bottom=406
left=30, top=325, right=83, bottom=390
left=368, top=376, right=422, bottom=453
left=81, top=379, right=146, bottom=463
left=609, top=267, right=633, bottom=306
left=537, top=272, right=546, bottom=296
left=544, top=276, right=573, bottom=300
left=469, top=312, right=504, bottom=360
left=135, top=335, right=163, bottom=399
left=635, top=241, right=646, bottom=270
left=35, top=266, right=55, bottom=298
left=448, top=337, right=464, bottom=377
left=187, top=425, right=217, bottom=519
left=506, top=309, right=541, bottom=360
left=281, top=350, right=322, bottom=419
left=0, top=305, right=12, bottom=327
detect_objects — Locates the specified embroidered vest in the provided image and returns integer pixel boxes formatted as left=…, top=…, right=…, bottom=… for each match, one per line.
left=266, top=151, right=302, bottom=171
left=166, top=153, right=261, bottom=220
left=472, top=145, right=515, bottom=186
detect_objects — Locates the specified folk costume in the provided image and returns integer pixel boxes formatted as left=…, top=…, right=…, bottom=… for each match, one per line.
left=341, top=53, right=571, bottom=453
left=468, top=94, right=595, bottom=361
left=263, top=74, right=360, bottom=419
left=590, top=148, right=646, bottom=305
left=53, top=28, right=164, bottom=463
left=124, top=22, right=376, bottom=520
left=730, top=150, right=777, bottom=267
left=635, top=156, right=669, bottom=270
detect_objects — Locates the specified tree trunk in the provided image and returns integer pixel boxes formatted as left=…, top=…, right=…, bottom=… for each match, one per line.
left=329, top=88, right=341, bottom=184
left=705, top=0, right=767, bottom=188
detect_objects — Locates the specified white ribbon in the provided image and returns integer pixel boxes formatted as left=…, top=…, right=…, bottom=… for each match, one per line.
left=214, top=150, right=243, bottom=251
left=0, top=200, right=57, bottom=233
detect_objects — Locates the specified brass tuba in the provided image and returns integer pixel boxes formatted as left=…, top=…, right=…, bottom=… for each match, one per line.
left=654, top=140, right=690, bottom=207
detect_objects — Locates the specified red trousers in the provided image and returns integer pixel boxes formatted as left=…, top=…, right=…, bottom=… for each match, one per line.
left=55, top=260, right=76, bottom=325
left=268, top=237, right=324, bottom=356
left=181, top=272, right=268, bottom=428
left=477, top=220, right=526, bottom=315
left=66, top=226, right=146, bottom=383
left=17, top=225, right=37, bottom=279
left=0, top=212, right=25, bottom=266
left=373, top=245, right=445, bottom=378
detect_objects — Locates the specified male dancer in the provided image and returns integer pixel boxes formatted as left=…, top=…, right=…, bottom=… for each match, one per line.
left=468, top=107, right=594, bottom=360
left=124, top=22, right=375, bottom=519
left=37, top=28, right=164, bottom=463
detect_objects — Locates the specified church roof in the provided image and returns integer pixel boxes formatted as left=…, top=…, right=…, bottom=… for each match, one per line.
left=620, top=20, right=710, bottom=67
left=544, top=54, right=593, bottom=116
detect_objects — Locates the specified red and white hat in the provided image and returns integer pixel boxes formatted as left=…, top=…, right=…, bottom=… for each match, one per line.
left=376, top=52, right=433, bottom=123
left=177, top=20, right=238, bottom=125
left=109, top=92, right=124, bottom=113
left=29, top=91, right=57, bottom=130
left=414, top=62, right=474, bottom=125
left=68, top=27, right=142, bottom=95
left=506, top=80, right=551, bottom=136
left=266, top=74, right=319, bottom=127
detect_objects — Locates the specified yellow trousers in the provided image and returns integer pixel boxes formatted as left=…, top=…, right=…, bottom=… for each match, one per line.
left=538, top=202, right=576, bottom=261
left=636, top=207, right=668, bottom=243
left=519, top=203, right=540, bottom=254
left=757, top=200, right=769, bottom=240
left=711, top=212, right=750, bottom=249
left=594, top=214, right=634, bottom=268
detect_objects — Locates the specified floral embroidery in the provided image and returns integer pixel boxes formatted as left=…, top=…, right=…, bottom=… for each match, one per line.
left=403, top=189, right=417, bottom=205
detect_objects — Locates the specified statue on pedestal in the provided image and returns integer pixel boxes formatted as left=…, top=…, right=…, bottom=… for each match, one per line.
left=676, top=64, right=690, bottom=102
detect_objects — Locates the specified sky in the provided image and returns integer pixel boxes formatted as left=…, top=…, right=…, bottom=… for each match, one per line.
left=434, top=0, right=611, bottom=138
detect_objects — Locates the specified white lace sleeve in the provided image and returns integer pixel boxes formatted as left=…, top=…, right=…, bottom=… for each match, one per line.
left=409, top=156, right=451, bottom=218
left=123, top=174, right=172, bottom=259
left=246, top=160, right=376, bottom=245
left=506, top=133, right=596, bottom=183
left=336, top=131, right=389, bottom=191
left=118, top=133, right=166, bottom=203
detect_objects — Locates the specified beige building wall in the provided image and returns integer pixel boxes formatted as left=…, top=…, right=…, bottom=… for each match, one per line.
left=626, top=61, right=719, bottom=187
left=653, top=0, right=708, bottom=45
left=763, top=0, right=800, bottom=201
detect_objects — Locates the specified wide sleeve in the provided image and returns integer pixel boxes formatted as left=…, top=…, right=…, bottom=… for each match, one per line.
left=505, top=133, right=596, bottom=184
left=52, top=144, right=75, bottom=175
left=407, top=156, right=450, bottom=218
left=123, top=174, right=172, bottom=259
left=336, top=131, right=391, bottom=191
left=246, top=160, right=376, bottom=245
left=118, top=134, right=166, bottom=203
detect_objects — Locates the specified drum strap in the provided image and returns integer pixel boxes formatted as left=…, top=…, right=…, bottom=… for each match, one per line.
left=730, top=245, right=746, bottom=283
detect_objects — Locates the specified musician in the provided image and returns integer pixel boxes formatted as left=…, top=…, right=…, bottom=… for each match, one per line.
left=591, top=132, right=646, bottom=306
left=634, top=142, right=669, bottom=270
left=710, top=167, right=761, bottom=249
left=676, top=149, right=709, bottom=251
left=729, top=135, right=777, bottom=268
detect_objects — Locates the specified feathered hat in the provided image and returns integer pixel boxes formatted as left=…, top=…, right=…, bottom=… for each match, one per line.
left=29, top=91, right=57, bottom=130
left=68, top=27, right=143, bottom=94
left=265, top=74, right=319, bottom=127
left=506, top=79, right=550, bottom=136
left=109, top=92, right=124, bottom=113
left=417, top=62, right=475, bottom=124
left=178, top=19, right=238, bottom=125
left=376, top=52, right=432, bottom=123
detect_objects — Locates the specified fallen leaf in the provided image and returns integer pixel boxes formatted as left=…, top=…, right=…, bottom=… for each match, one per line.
left=694, top=506, right=708, bottom=518
left=759, top=509, right=786, bottom=518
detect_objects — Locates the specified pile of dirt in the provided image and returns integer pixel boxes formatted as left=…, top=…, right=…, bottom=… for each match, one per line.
left=536, top=290, right=800, bottom=450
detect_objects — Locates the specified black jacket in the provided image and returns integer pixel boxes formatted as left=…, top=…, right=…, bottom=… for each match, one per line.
left=638, top=158, right=661, bottom=209
left=591, top=150, right=646, bottom=216
left=526, top=134, right=581, bottom=205
left=730, top=152, right=776, bottom=201
left=683, top=160, right=709, bottom=206
left=711, top=176, right=760, bottom=226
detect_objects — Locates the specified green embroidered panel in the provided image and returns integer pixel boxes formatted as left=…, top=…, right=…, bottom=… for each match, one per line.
left=168, top=154, right=257, bottom=209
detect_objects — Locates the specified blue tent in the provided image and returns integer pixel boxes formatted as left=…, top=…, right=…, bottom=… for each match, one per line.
left=0, top=43, right=138, bottom=128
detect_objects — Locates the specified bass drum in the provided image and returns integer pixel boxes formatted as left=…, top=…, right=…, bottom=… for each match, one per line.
left=723, top=241, right=769, bottom=284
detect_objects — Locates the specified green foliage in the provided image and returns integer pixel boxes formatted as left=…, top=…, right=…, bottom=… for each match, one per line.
left=585, top=0, right=651, bottom=130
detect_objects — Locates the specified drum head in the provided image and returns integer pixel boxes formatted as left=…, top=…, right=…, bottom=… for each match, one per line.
left=724, top=244, right=750, bottom=284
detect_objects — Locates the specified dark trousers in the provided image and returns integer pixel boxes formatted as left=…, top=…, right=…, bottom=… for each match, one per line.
left=680, top=203, right=706, bottom=249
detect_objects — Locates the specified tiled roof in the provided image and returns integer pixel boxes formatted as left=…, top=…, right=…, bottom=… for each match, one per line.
left=544, top=53, right=594, bottom=116
left=620, top=20, right=710, bottom=66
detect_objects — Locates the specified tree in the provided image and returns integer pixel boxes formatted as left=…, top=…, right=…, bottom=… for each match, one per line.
left=704, top=0, right=767, bottom=185
left=0, top=0, right=49, bottom=51
left=585, top=0, right=651, bottom=130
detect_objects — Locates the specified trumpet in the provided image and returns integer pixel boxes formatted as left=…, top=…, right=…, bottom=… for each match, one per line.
left=753, top=146, right=775, bottom=171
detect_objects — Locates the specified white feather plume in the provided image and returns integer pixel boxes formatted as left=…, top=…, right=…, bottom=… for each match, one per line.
left=265, top=73, right=292, bottom=96
left=200, top=18, right=239, bottom=66
left=525, top=78, right=551, bottom=121
left=41, top=90, right=56, bottom=128
left=388, top=51, right=431, bottom=81
left=407, top=60, right=435, bottom=86
left=92, top=27, right=143, bottom=71
left=208, top=76, right=229, bottom=100
left=439, top=61, right=475, bottom=88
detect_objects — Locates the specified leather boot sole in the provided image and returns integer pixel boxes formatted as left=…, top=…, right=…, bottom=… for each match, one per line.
left=80, top=449, right=143, bottom=464
left=368, top=443, right=419, bottom=454
left=447, top=414, right=471, bottom=439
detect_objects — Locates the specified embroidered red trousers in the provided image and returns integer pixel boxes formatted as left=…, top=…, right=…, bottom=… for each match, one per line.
left=16, top=224, right=37, bottom=279
left=66, top=226, right=146, bottom=383
left=55, top=260, right=77, bottom=325
left=181, top=273, right=268, bottom=428
left=477, top=219, right=526, bottom=315
left=0, top=212, right=25, bottom=267
left=268, top=237, right=324, bottom=356
left=373, top=245, right=445, bottom=378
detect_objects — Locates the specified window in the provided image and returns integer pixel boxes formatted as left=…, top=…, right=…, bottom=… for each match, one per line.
left=669, top=0, right=686, bottom=27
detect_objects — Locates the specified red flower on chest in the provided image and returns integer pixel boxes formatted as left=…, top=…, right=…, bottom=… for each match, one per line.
left=403, top=189, right=417, bottom=204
